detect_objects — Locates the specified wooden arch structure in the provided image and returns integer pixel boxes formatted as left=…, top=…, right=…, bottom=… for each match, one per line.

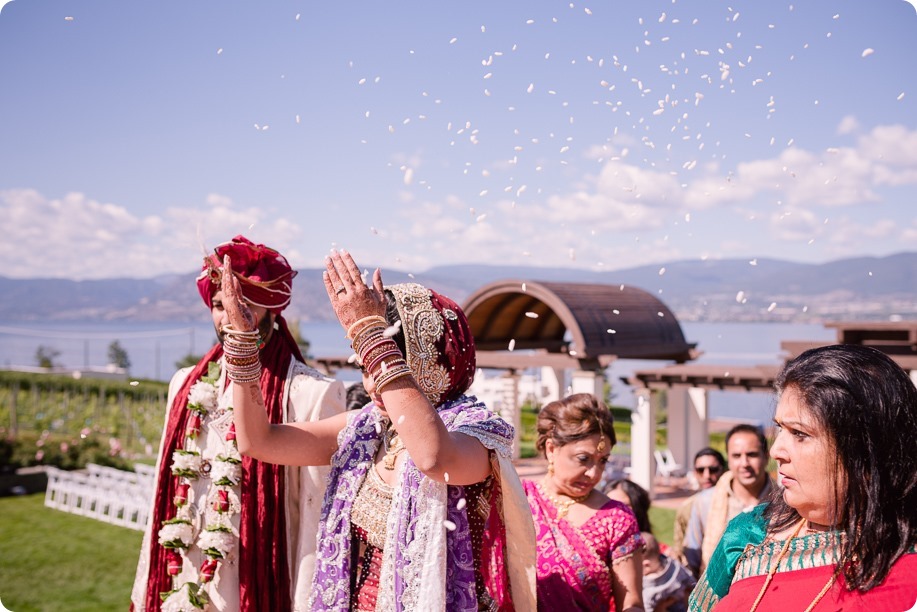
left=462, top=280, right=697, bottom=474
left=463, top=280, right=697, bottom=369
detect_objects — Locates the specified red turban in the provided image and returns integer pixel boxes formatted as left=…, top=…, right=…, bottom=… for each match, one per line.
left=196, top=235, right=297, bottom=314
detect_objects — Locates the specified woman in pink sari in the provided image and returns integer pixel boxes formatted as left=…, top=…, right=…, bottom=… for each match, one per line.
left=523, top=394, right=645, bottom=611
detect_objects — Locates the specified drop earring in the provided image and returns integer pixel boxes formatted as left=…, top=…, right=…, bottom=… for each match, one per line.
left=547, top=460, right=554, bottom=476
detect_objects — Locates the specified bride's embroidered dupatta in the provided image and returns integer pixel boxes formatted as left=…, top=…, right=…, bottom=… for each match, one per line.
left=309, top=282, right=536, bottom=611
left=309, top=398, right=532, bottom=611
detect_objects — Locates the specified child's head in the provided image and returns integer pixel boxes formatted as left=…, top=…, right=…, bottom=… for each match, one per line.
left=641, top=531, right=663, bottom=574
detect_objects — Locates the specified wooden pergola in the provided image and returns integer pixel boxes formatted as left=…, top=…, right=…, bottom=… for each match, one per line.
left=463, top=280, right=697, bottom=464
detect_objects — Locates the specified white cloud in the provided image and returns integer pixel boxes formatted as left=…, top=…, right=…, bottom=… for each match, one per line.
left=4, top=122, right=916, bottom=279
left=341, top=122, right=917, bottom=273
left=836, top=115, right=860, bottom=135
left=0, top=189, right=303, bottom=279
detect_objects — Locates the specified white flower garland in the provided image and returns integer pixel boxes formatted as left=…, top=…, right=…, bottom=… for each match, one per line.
left=157, top=362, right=242, bottom=610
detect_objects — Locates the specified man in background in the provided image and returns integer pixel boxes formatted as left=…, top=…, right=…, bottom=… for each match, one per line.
left=670, top=447, right=726, bottom=574
left=683, top=424, right=774, bottom=577
left=131, top=236, right=345, bottom=611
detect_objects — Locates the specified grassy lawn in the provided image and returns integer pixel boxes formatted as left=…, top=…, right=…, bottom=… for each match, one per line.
left=649, top=506, right=676, bottom=546
left=0, top=486, right=678, bottom=611
left=0, top=494, right=142, bottom=612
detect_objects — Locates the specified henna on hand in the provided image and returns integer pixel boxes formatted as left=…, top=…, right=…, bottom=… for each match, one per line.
left=322, top=250, right=387, bottom=330
left=222, top=255, right=256, bottom=332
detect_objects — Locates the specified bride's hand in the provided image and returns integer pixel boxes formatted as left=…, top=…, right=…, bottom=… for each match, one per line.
left=323, top=249, right=386, bottom=331
left=221, top=255, right=257, bottom=332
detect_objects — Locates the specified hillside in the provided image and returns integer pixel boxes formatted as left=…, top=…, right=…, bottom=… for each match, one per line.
left=0, top=252, right=914, bottom=323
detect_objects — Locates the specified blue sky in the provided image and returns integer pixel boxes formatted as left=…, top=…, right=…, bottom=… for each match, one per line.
left=1, top=0, right=915, bottom=280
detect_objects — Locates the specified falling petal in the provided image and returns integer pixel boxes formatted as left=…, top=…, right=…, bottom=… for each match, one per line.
left=383, top=321, right=403, bottom=337
left=861, top=48, right=874, bottom=58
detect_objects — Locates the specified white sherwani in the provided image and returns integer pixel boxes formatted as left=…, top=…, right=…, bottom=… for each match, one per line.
left=131, top=358, right=345, bottom=611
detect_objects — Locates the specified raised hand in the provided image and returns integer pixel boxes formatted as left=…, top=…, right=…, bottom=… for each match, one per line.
left=221, top=254, right=256, bottom=332
left=322, top=249, right=386, bottom=331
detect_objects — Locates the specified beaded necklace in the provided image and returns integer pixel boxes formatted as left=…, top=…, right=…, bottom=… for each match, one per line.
left=539, top=479, right=589, bottom=518
left=749, top=519, right=841, bottom=612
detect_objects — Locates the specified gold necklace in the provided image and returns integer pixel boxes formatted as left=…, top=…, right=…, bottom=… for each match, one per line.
left=540, top=479, right=589, bottom=518
left=381, top=424, right=405, bottom=470
left=749, top=519, right=840, bottom=612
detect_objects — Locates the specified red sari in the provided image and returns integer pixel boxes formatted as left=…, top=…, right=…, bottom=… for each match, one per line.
left=689, top=505, right=917, bottom=611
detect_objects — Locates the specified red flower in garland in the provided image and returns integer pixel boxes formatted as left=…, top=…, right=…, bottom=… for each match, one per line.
left=186, top=413, right=202, bottom=439
left=213, top=489, right=230, bottom=513
left=200, top=558, right=219, bottom=583
left=173, top=483, right=190, bottom=507
left=225, top=423, right=236, bottom=442
left=166, top=550, right=183, bottom=576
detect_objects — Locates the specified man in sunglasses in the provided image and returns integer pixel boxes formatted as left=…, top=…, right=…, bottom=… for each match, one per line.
left=670, top=448, right=726, bottom=574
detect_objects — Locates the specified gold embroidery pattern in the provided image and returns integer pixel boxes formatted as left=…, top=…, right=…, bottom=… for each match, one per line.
left=388, top=283, right=450, bottom=406
left=350, top=466, right=394, bottom=550
left=734, top=531, right=843, bottom=582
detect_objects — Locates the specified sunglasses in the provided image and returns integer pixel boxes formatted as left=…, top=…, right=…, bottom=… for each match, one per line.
left=694, top=465, right=723, bottom=475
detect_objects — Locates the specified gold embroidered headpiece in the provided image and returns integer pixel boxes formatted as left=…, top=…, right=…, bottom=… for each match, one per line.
left=387, top=283, right=476, bottom=406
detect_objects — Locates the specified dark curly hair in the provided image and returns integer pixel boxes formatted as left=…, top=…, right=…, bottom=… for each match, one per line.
left=764, top=344, right=917, bottom=592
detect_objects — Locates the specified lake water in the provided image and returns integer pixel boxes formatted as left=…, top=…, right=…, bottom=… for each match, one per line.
left=0, top=319, right=837, bottom=421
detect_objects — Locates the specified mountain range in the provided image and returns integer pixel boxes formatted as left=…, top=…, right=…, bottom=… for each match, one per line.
left=1, top=252, right=914, bottom=324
